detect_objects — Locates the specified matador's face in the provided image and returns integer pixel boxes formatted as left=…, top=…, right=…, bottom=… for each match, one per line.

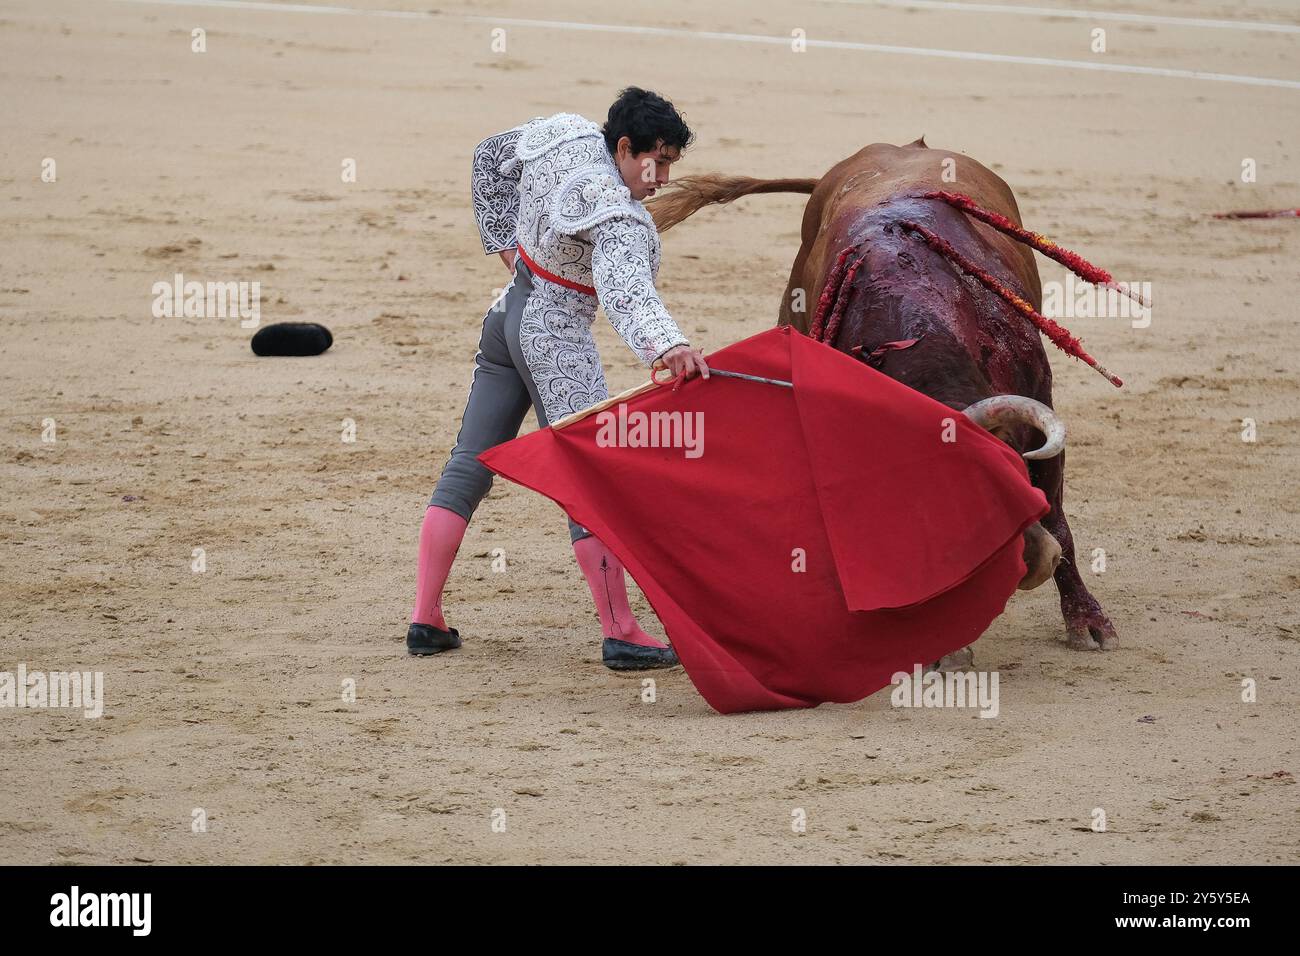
left=614, top=137, right=681, bottom=202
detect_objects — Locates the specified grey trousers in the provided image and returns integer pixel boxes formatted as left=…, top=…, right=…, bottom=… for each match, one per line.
left=429, top=256, right=591, bottom=543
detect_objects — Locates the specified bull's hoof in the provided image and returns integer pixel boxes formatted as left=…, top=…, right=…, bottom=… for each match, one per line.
left=928, top=645, right=975, bottom=671
left=1065, top=611, right=1118, bottom=651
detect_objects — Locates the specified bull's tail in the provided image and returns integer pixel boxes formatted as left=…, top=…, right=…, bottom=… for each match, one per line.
left=648, top=174, right=819, bottom=232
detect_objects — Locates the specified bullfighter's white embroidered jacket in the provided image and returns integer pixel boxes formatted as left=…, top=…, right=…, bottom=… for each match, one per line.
left=471, top=112, right=689, bottom=421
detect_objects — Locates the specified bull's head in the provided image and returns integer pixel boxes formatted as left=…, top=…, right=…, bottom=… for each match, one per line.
left=962, top=395, right=1064, bottom=590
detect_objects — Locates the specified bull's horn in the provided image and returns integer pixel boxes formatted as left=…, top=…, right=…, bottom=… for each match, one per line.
left=962, top=395, right=1066, bottom=460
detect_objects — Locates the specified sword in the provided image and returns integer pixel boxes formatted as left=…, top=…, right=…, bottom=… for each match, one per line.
left=711, top=369, right=793, bottom=388
left=555, top=364, right=793, bottom=430
left=652, top=366, right=793, bottom=388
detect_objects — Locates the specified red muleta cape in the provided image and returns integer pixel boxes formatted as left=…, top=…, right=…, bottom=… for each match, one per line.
left=480, top=326, right=1049, bottom=714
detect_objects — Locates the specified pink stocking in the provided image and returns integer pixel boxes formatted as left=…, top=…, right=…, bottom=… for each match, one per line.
left=572, top=535, right=668, bottom=649
left=411, top=506, right=469, bottom=629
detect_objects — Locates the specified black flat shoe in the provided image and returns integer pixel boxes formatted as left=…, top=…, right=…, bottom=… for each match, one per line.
left=602, top=637, right=679, bottom=671
left=407, top=623, right=461, bottom=656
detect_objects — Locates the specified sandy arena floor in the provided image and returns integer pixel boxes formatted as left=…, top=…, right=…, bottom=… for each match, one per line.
left=1, top=0, right=1297, bottom=864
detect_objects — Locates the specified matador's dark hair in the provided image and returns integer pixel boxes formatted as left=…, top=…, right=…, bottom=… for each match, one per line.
left=602, top=87, right=695, bottom=156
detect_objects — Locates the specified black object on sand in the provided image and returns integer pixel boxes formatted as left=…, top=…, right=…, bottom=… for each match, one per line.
left=251, top=322, right=334, bottom=357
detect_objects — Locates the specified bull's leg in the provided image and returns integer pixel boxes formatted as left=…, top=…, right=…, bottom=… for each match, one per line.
left=930, top=646, right=975, bottom=672
left=1029, top=451, right=1118, bottom=650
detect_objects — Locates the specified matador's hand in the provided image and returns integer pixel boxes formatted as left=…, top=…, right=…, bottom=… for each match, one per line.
left=655, top=345, right=710, bottom=385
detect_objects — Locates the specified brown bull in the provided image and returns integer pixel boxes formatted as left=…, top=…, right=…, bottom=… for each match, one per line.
left=650, top=138, right=1117, bottom=650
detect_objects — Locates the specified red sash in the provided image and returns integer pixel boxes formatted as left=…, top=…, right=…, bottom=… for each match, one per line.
left=516, top=244, right=597, bottom=296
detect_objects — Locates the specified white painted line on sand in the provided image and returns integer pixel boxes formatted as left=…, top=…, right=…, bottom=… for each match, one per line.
left=109, top=0, right=1300, bottom=91
left=821, top=0, right=1300, bottom=36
